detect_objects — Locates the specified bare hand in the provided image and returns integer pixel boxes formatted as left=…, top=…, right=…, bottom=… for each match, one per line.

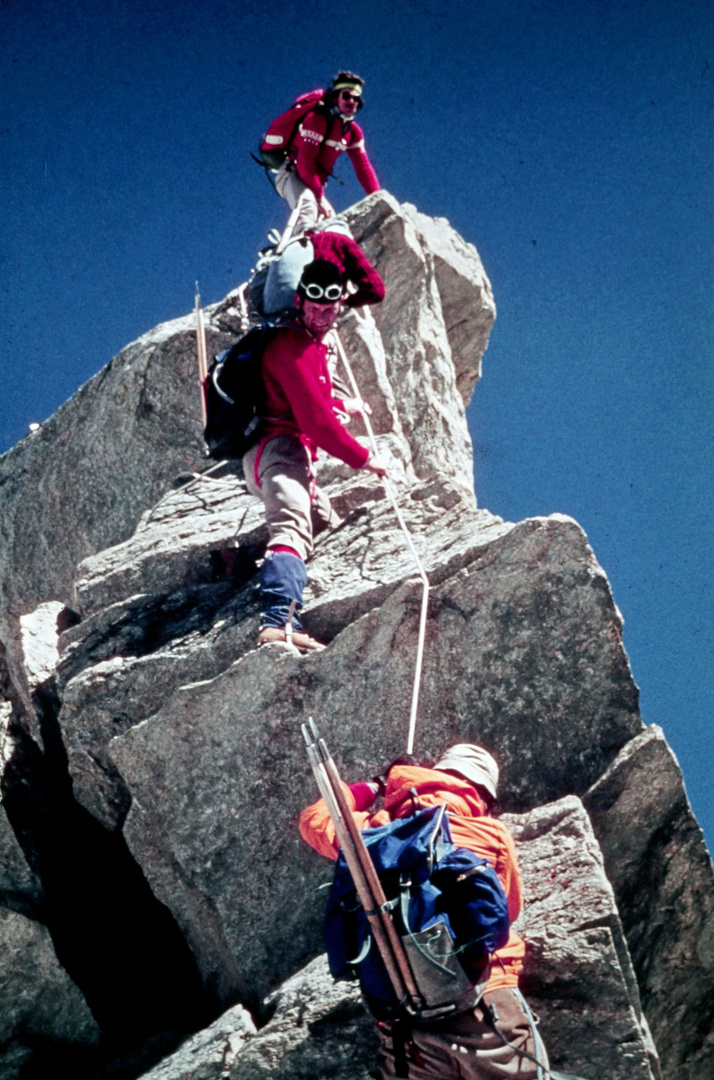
left=342, top=397, right=373, bottom=417
left=364, top=453, right=388, bottom=478
left=318, top=198, right=334, bottom=219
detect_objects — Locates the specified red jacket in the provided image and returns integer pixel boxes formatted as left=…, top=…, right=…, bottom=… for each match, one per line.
left=299, top=765, right=526, bottom=992
left=309, top=231, right=385, bottom=308
left=260, top=326, right=369, bottom=468
left=291, top=111, right=379, bottom=200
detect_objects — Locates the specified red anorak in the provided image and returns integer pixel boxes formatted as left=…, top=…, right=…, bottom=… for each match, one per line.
left=291, top=112, right=379, bottom=200
left=299, top=764, right=526, bottom=992
left=260, top=326, right=369, bottom=469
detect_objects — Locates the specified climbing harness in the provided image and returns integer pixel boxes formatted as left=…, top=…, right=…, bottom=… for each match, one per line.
left=332, top=321, right=429, bottom=755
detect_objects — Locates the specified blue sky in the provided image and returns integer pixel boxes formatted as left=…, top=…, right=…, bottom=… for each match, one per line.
left=2, top=0, right=712, bottom=845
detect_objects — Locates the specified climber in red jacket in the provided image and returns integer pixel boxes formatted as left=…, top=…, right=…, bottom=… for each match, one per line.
left=275, top=71, right=380, bottom=238
left=299, top=744, right=551, bottom=1079
left=243, top=257, right=388, bottom=652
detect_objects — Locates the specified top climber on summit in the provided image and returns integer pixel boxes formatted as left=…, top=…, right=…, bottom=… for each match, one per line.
left=265, top=71, right=380, bottom=237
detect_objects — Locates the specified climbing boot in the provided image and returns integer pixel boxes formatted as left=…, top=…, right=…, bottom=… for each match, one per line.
left=257, top=626, right=326, bottom=653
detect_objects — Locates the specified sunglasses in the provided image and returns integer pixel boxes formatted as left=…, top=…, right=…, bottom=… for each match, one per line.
left=339, top=91, right=361, bottom=103
left=303, top=282, right=344, bottom=301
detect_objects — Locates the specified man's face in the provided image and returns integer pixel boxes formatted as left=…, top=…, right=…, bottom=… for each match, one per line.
left=297, top=296, right=343, bottom=338
left=337, top=88, right=361, bottom=116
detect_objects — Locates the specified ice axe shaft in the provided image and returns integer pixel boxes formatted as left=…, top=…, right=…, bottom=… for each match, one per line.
left=194, top=282, right=209, bottom=425
left=302, top=728, right=409, bottom=1005
left=302, top=719, right=421, bottom=1008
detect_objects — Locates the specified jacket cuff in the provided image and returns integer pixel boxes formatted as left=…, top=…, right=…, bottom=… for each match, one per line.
left=348, top=781, right=379, bottom=812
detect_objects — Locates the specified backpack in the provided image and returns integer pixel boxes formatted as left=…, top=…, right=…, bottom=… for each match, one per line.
left=259, top=88, right=326, bottom=169
left=249, top=235, right=315, bottom=320
left=248, top=217, right=353, bottom=320
left=202, top=326, right=275, bottom=460
left=324, top=803, right=511, bottom=1021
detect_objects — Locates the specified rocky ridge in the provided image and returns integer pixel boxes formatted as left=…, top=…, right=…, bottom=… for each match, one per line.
left=0, top=192, right=711, bottom=1079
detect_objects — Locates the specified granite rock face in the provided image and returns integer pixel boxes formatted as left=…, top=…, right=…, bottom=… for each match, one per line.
left=138, top=1004, right=257, bottom=1080
left=225, top=955, right=378, bottom=1080
left=0, top=311, right=208, bottom=637
left=98, top=505, right=642, bottom=1010
left=56, top=461, right=640, bottom=834
left=0, top=905, right=101, bottom=1073
left=503, top=797, right=659, bottom=1080
left=1, top=636, right=100, bottom=1071
left=1, top=663, right=43, bottom=917
left=0, top=190, right=489, bottom=712
left=0, top=802, right=40, bottom=917
left=0, top=192, right=711, bottom=1079
left=138, top=798, right=661, bottom=1080
left=584, top=726, right=714, bottom=1080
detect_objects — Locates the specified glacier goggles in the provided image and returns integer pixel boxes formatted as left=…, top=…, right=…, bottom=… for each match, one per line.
left=302, top=281, right=345, bottom=302
left=337, top=89, right=363, bottom=112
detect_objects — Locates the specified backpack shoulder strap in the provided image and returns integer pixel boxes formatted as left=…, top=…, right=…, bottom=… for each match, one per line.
left=285, top=94, right=329, bottom=156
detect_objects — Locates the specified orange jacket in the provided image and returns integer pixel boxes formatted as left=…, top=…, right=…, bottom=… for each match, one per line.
left=299, top=765, right=525, bottom=991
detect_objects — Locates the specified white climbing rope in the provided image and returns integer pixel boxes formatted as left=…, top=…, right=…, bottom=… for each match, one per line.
left=275, top=203, right=302, bottom=254
left=333, top=324, right=429, bottom=756
left=235, top=281, right=250, bottom=334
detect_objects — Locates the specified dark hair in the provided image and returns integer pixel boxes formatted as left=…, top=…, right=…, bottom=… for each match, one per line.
left=296, top=259, right=346, bottom=302
left=333, top=70, right=365, bottom=89
left=328, top=71, right=365, bottom=112
left=386, top=754, right=419, bottom=774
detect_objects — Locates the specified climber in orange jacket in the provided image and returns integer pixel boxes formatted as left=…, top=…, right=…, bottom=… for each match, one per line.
left=299, top=744, right=550, bottom=1080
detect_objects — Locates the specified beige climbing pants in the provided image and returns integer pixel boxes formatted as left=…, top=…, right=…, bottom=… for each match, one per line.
left=243, top=434, right=339, bottom=561
left=275, top=161, right=334, bottom=237
left=378, top=988, right=550, bottom=1080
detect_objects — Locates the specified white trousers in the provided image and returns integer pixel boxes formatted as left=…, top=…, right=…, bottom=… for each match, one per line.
left=274, top=162, right=334, bottom=237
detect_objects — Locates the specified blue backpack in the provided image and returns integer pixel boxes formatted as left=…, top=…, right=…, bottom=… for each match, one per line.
left=324, top=803, right=510, bottom=1021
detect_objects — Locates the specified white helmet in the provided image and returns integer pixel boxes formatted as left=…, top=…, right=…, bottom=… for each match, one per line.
left=433, top=744, right=499, bottom=801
